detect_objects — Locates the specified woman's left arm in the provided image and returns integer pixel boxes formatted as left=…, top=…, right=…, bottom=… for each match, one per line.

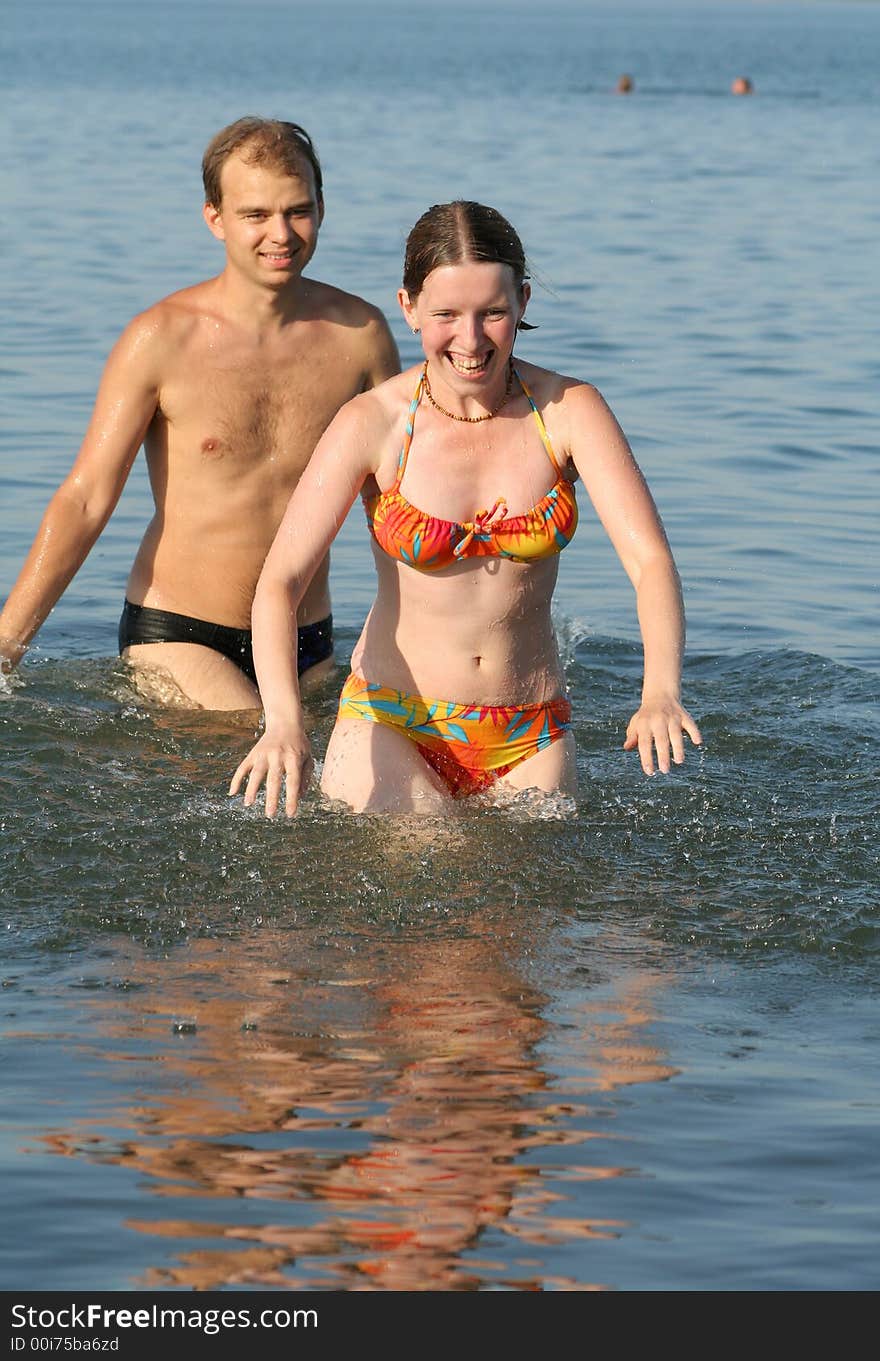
left=565, top=382, right=702, bottom=774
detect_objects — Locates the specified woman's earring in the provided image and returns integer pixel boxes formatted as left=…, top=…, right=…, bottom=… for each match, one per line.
left=412, top=326, right=420, bottom=334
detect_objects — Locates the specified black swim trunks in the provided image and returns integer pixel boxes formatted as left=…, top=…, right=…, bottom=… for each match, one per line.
left=118, top=600, right=333, bottom=684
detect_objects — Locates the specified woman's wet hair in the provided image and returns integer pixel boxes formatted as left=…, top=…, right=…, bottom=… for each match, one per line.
left=403, top=201, right=536, bottom=327
left=202, top=117, right=323, bottom=208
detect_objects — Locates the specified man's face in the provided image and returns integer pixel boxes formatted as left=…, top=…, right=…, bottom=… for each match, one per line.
left=203, top=152, right=324, bottom=287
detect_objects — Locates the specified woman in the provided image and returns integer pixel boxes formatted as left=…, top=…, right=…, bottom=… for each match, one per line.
left=230, top=201, right=701, bottom=816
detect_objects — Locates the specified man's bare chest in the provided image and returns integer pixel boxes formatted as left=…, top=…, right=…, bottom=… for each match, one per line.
left=156, top=345, right=364, bottom=465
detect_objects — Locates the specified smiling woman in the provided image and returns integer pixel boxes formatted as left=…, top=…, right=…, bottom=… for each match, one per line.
left=230, top=201, right=702, bottom=815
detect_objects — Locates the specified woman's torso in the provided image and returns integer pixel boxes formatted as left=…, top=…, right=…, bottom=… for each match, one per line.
left=352, top=361, right=579, bottom=705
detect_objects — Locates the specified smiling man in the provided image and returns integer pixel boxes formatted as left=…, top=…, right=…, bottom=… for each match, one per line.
left=0, top=117, right=400, bottom=707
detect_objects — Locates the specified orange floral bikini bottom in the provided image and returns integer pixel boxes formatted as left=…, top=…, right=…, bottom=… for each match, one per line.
left=336, top=672, right=572, bottom=797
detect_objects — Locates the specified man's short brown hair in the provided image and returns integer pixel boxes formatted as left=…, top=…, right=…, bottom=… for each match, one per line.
left=202, top=117, right=324, bottom=208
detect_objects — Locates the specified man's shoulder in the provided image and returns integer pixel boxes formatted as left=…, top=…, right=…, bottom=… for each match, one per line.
left=303, top=279, right=400, bottom=378
left=130, top=279, right=219, bottom=338
left=304, top=278, right=390, bottom=330
left=343, top=367, right=419, bottom=430
left=109, top=280, right=222, bottom=373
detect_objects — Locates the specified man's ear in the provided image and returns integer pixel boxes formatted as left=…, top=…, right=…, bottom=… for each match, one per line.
left=203, top=201, right=225, bottom=241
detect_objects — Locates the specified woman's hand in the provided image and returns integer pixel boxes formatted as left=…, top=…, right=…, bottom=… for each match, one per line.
left=229, top=723, right=314, bottom=818
left=623, top=696, right=703, bottom=775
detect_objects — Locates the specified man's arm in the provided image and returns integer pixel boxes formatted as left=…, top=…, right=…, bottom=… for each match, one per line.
left=361, top=308, right=401, bottom=390
left=0, top=313, right=163, bottom=670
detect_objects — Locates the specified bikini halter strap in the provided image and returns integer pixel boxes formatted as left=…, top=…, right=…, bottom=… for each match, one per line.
left=513, top=368, right=564, bottom=473
left=393, top=363, right=561, bottom=488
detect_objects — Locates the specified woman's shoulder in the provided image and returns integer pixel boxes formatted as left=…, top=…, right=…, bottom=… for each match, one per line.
left=512, top=361, right=629, bottom=473
left=513, top=360, right=612, bottom=425
left=513, top=358, right=602, bottom=403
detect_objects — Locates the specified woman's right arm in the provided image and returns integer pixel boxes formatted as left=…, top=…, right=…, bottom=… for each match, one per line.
left=229, top=396, right=382, bottom=817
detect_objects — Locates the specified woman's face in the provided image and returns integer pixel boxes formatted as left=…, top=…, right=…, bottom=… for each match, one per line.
left=399, top=261, right=529, bottom=389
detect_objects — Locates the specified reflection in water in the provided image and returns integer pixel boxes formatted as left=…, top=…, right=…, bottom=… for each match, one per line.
left=37, top=915, right=676, bottom=1291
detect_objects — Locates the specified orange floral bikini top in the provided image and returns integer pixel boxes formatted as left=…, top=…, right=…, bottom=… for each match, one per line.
left=364, top=365, right=578, bottom=571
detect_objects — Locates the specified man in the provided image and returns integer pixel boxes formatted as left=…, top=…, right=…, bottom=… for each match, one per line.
left=0, top=117, right=400, bottom=708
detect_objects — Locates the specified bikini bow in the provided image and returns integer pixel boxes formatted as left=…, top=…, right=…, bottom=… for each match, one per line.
left=453, top=499, right=509, bottom=557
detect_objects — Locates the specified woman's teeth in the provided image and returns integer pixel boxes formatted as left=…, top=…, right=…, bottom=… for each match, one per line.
left=448, top=354, right=489, bottom=373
